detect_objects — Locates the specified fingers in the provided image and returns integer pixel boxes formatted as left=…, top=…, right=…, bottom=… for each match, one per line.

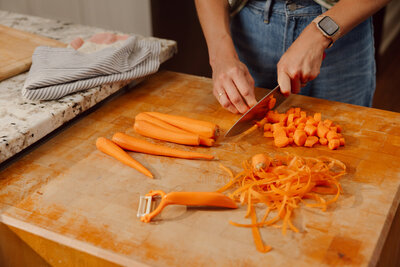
left=277, top=70, right=292, bottom=96
left=233, top=71, right=257, bottom=107
left=222, top=79, right=250, bottom=114
left=214, top=89, right=239, bottom=114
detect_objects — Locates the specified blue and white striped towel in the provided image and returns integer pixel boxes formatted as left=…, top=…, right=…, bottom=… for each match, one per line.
left=22, top=36, right=161, bottom=100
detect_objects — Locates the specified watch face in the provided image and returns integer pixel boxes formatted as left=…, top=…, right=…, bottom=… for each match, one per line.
left=318, top=16, right=339, bottom=36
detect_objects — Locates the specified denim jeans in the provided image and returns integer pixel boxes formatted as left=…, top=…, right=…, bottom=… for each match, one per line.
left=230, top=0, right=376, bottom=107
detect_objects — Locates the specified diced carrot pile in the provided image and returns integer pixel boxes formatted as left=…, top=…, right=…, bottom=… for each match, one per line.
left=262, top=107, right=344, bottom=150
left=219, top=153, right=347, bottom=253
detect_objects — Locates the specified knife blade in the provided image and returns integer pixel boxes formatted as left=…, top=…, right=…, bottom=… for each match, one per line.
left=224, top=85, right=287, bottom=137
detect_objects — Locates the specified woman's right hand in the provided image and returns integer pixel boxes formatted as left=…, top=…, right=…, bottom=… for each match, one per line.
left=211, top=53, right=257, bottom=114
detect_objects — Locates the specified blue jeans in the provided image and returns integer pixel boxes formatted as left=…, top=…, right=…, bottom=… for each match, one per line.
left=230, top=0, right=376, bottom=107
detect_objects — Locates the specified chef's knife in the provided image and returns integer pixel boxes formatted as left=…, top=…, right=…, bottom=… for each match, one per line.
left=224, top=85, right=287, bottom=137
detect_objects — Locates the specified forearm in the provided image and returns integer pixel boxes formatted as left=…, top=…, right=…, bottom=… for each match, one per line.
left=194, top=0, right=237, bottom=66
left=324, top=0, right=391, bottom=37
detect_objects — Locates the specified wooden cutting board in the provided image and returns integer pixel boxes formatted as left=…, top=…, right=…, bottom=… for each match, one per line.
left=0, top=71, right=399, bottom=266
left=0, top=24, right=66, bottom=82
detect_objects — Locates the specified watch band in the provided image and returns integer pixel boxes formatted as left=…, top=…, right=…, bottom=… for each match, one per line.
left=312, top=15, right=341, bottom=48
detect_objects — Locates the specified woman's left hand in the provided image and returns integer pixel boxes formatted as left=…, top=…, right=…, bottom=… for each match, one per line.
left=277, top=23, right=331, bottom=95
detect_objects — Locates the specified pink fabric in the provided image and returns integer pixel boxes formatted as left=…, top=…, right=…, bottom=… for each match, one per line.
left=70, top=33, right=130, bottom=50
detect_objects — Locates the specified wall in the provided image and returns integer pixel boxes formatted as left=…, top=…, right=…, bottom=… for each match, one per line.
left=0, top=0, right=152, bottom=37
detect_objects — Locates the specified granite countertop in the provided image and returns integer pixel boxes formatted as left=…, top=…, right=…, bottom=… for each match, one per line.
left=0, top=10, right=177, bottom=164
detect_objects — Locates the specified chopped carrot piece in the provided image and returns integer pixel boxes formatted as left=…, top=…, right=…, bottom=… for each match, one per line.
left=294, top=107, right=301, bottom=117
left=272, top=123, right=285, bottom=132
left=287, top=113, right=295, bottom=125
left=294, top=117, right=307, bottom=126
left=297, top=123, right=306, bottom=130
left=304, top=125, right=317, bottom=136
left=339, top=138, right=345, bottom=146
left=264, top=123, right=272, bottom=132
left=286, top=124, right=296, bottom=133
left=264, top=131, right=274, bottom=138
left=330, top=126, right=338, bottom=133
left=306, top=117, right=318, bottom=126
left=274, top=136, right=290, bottom=148
left=319, top=137, right=328, bottom=145
left=326, top=130, right=339, bottom=141
left=288, top=132, right=294, bottom=138
left=317, top=122, right=330, bottom=138
left=300, top=111, right=307, bottom=118
left=293, top=129, right=307, bottom=146
left=286, top=108, right=295, bottom=114
left=328, top=139, right=340, bottom=150
left=304, top=136, right=319, bottom=147
left=324, top=119, right=334, bottom=128
left=268, top=97, right=276, bottom=109
left=279, top=114, right=288, bottom=124
left=314, top=113, right=322, bottom=122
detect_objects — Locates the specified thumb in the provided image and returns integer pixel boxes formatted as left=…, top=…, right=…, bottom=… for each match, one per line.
left=277, top=70, right=291, bottom=96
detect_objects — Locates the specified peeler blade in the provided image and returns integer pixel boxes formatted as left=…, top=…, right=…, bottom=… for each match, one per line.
left=137, top=195, right=153, bottom=218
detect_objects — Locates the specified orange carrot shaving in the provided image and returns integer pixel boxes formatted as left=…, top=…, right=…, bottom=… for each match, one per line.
left=220, top=153, right=346, bottom=253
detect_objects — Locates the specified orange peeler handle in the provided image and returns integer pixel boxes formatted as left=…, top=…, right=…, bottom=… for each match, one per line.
left=140, top=191, right=237, bottom=223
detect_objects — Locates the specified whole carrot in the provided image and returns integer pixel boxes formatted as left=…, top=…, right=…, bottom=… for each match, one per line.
left=96, top=137, right=153, bottom=178
left=112, top=132, right=214, bottom=160
left=144, top=112, right=219, bottom=139
left=135, top=112, right=214, bottom=147
left=134, top=120, right=200, bottom=146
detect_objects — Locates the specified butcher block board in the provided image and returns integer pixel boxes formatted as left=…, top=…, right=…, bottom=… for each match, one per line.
left=0, top=24, right=66, bottom=82
left=1, top=71, right=400, bottom=266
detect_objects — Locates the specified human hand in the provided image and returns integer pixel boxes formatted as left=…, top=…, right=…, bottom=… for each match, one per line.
left=211, top=55, right=258, bottom=114
left=277, top=24, right=330, bottom=95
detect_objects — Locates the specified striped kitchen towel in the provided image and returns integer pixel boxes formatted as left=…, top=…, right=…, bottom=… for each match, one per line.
left=22, top=36, right=161, bottom=100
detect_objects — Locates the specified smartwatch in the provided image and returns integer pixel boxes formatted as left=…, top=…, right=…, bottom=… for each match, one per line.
left=312, top=15, right=340, bottom=48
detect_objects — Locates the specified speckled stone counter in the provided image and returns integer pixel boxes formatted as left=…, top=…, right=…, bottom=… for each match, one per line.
left=0, top=10, right=177, bottom=164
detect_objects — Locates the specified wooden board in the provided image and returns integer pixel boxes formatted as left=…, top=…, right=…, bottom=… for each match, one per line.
left=0, top=24, right=66, bottom=82
left=1, top=71, right=400, bottom=266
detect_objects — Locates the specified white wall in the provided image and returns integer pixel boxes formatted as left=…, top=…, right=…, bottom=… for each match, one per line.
left=0, top=0, right=152, bottom=37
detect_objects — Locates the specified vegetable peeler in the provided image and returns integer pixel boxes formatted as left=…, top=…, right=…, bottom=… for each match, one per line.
left=137, top=190, right=238, bottom=223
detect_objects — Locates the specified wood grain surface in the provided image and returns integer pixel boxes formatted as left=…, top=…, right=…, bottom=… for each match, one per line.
left=0, top=24, right=66, bottom=82
left=0, top=71, right=399, bottom=266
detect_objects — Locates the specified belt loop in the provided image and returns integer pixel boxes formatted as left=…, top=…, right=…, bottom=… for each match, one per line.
left=263, top=0, right=273, bottom=24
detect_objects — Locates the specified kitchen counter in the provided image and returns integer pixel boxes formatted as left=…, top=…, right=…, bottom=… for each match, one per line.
left=1, top=71, right=400, bottom=266
left=0, top=10, right=177, bottom=164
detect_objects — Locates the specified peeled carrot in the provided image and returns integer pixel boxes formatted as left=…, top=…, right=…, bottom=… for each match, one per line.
left=112, top=132, right=214, bottom=160
left=134, top=120, right=200, bottom=146
left=251, top=153, right=271, bottom=171
left=136, top=112, right=214, bottom=147
left=96, top=137, right=153, bottom=178
left=144, top=112, right=219, bottom=139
